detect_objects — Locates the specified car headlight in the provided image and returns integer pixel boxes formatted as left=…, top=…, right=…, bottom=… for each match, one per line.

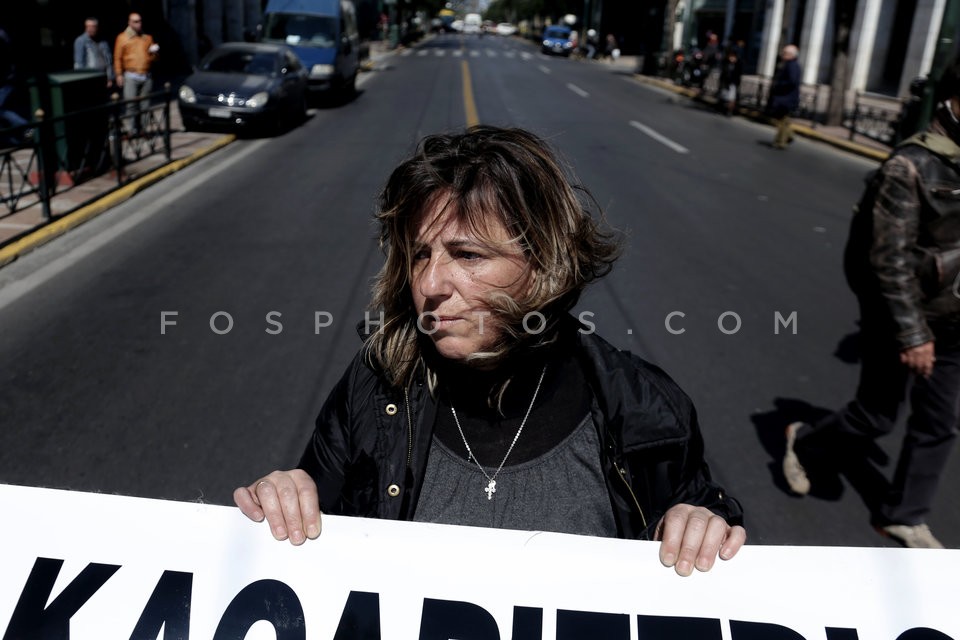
left=178, top=85, right=196, bottom=104
left=245, top=92, right=270, bottom=109
left=564, top=41, right=573, bottom=48
left=543, top=40, right=550, bottom=46
left=311, top=64, right=335, bottom=77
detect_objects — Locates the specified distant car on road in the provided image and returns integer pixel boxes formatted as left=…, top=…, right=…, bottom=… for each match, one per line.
left=495, top=22, right=517, bottom=36
left=541, top=25, right=574, bottom=56
left=178, top=42, right=309, bottom=135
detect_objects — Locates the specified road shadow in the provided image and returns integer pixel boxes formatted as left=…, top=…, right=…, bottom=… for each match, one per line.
left=189, top=110, right=314, bottom=139
left=310, top=87, right=366, bottom=110
left=681, top=99, right=718, bottom=114
left=756, top=140, right=784, bottom=150
left=752, top=396, right=891, bottom=515
left=833, top=328, right=861, bottom=364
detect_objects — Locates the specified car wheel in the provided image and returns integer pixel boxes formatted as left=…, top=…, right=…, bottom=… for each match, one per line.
left=342, top=73, right=357, bottom=101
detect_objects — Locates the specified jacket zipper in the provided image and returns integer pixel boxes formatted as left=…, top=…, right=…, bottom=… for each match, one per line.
left=404, top=387, right=413, bottom=468
left=614, top=462, right=647, bottom=531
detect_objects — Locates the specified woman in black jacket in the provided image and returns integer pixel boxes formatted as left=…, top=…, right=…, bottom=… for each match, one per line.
left=235, top=126, right=746, bottom=576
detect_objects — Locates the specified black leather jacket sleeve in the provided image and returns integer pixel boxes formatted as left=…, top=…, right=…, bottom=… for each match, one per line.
left=298, top=363, right=352, bottom=511
left=627, top=395, right=743, bottom=540
left=868, top=153, right=934, bottom=348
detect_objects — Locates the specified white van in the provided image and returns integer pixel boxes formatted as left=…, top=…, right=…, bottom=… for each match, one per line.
left=463, top=13, right=482, bottom=35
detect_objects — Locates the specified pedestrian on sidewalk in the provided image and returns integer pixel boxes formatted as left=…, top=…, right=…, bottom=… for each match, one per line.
left=74, top=17, right=115, bottom=88
left=234, top=126, right=746, bottom=575
left=604, top=33, right=619, bottom=62
left=782, top=61, right=960, bottom=549
left=114, top=12, right=159, bottom=133
left=717, top=45, right=743, bottom=116
left=0, top=25, right=30, bottom=147
left=769, top=44, right=800, bottom=149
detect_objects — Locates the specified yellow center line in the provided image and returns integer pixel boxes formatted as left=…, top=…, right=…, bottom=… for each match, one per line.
left=461, top=60, right=479, bottom=128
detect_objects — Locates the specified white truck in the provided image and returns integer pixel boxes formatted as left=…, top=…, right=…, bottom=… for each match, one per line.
left=462, top=13, right=482, bottom=35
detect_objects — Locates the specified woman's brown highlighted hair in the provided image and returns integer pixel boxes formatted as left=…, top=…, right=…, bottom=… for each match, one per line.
left=366, top=125, right=621, bottom=389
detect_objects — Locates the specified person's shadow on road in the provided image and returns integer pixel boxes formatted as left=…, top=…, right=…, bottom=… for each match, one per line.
left=752, top=329, right=891, bottom=515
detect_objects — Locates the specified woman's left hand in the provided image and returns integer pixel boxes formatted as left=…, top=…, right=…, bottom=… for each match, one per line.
left=654, top=504, right=746, bottom=576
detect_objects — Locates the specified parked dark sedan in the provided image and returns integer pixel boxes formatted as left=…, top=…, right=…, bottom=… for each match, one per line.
left=178, top=42, right=309, bottom=134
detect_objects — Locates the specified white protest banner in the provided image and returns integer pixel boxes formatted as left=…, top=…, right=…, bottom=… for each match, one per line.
left=0, top=483, right=956, bottom=639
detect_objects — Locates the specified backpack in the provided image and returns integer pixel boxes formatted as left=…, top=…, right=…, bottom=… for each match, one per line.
left=845, top=131, right=960, bottom=298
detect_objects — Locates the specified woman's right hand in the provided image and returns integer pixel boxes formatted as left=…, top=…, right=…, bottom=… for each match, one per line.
left=233, top=469, right=322, bottom=545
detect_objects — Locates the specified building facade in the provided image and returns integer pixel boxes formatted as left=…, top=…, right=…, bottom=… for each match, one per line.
left=666, top=0, right=960, bottom=100
left=8, top=0, right=960, bottom=108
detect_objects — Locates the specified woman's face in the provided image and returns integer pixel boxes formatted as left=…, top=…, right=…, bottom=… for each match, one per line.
left=410, top=201, right=530, bottom=363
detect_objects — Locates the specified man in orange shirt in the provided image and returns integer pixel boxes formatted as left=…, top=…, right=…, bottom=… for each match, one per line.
left=114, top=12, right=158, bottom=132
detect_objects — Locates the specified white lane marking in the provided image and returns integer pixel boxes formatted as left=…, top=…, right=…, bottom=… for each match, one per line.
left=470, top=50, right=480, bottom=57
left=538, top=65, right=551, bottom=74
left=417, top=49, right=428, bottom=56
left=520, top=52, right=533, bottom=60
left=0, top=140, right=270, bottom=312
left=628, top=120, right=689, bottom=154
left=504, top=51, right=515, bottom=58
left=400, top=49, right=413, bottom=56
left=485, top=49, right=496, bottom=57
left=567, top=83, right=589, bottom=98
left=435, top=50, right=446, bottom=57
left=453, top=50, right=463, bottom=57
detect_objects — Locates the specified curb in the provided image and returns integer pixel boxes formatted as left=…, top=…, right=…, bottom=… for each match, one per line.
left=0, top=134, right=236, bottom=268
left=788, top=123, right=889, bottom=162
left=631, top=75, right=890, bottom=163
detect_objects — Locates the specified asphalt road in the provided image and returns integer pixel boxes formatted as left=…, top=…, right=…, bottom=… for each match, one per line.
left=1, top=33, right=957, bottom=549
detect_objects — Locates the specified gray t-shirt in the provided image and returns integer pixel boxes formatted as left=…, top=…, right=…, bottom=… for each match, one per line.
left=413, top=413, right=617, bottom=537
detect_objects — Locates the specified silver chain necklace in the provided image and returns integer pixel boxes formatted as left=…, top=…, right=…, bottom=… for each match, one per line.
left=449, top=366, right=547, bottom=500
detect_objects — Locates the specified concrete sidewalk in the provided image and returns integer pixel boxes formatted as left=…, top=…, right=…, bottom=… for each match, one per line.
left=0, top=42, right=891, bottom=268
left=0, top=106, right=234, bottom=267
left=632, top=71, right=892, bottom=162
left=0, top=39, right=402, bottom=267
left=599, top=53, right=892, bottom=162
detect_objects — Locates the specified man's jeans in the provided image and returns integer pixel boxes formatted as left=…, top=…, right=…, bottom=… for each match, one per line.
left=122, top=72, right=152, bottom=133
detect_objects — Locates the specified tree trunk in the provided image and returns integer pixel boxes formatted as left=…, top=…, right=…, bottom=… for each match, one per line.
left=663, top=0, right=680, bottom=53
left=777, top=0, right=794, bottom=54
left=826, top=0, right=856, bottom=126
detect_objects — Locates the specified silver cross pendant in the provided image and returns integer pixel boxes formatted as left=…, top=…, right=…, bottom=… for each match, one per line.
left=484, top=479, right=497, bottom=500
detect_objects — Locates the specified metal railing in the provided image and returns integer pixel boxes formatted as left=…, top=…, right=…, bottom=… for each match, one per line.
left=846, top=91, right=902, bottom=145
left=736, top=76, right=825, bottom=123
left=662, top=66, right=904, bottom=146
left=0, top=85, right=174, bottom=222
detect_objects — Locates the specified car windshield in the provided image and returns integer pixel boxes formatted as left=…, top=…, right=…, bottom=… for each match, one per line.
left=203, top=50, right=276, bottom=75
left=264, top=13, right=336, bottom=48
left=545, top=28, right=569, bottom=39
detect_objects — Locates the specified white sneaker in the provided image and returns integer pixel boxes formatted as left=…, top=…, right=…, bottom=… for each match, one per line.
left=783, top=422, right=811, bottom=495
left=879, top=523, right=945, bottom=549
